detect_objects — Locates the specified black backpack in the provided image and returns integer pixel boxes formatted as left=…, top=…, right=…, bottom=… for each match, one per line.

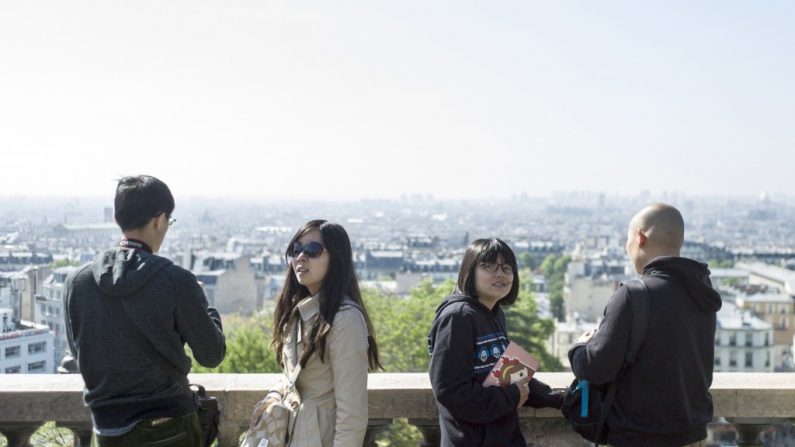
left=560, top=279, right=651, bottom=445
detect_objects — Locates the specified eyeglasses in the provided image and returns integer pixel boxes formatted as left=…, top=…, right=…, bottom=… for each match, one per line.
left=287, top=241, right=326, bottom=260
left=154, top=212, right=176, bottom=227
left=479, top=262, right=515, bottom=275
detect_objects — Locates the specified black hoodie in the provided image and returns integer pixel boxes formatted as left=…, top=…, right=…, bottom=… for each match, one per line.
left=64, top=246, right=226, bottom=431
left=428, top=294, right=561, bottom=447
left=569, top=256, right=722, bottom=447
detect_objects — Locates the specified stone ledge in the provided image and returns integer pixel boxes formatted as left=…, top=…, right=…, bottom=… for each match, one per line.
left=2, top=373, right=795, bottom=422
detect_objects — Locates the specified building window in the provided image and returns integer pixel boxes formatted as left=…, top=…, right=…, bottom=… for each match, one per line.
left=765, top=332, right=770, bottom=347
left=5, top=345, right=20, bottom=358
left=766, top=351, right=771, bottom=367
left=28, top=341, right=47, bottom=354
left=27, top=361, right=46, bottom=372
left=5, top=365, right=21, bottom=374
left=745, top=334, right=753, bottom=347
left=39, top=303, right=46, bottom=314
left=745, top=352, right=753, bottom=368
left=729, top=351, right=737, bottom=367
left=714, top=356, right=720, bottom=367
left=729, top=333, right=737, bottom=347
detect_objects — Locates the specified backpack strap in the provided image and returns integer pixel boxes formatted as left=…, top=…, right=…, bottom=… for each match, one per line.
left=592, top=277, right=651, bottom=444
left=623, top=278, right=651, bottom=366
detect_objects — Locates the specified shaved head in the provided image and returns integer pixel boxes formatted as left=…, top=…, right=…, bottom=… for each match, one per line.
left=626, top=203, right=684, bottom=273
left=631, top=203, right=685, bottom=252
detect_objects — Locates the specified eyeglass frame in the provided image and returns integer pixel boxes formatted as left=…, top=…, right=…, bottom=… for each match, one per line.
left=479, top=261, right=516, bottom=275
left=153, top=212, right=176, bottom=227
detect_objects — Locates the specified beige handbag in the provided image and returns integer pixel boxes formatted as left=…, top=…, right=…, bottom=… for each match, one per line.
left=240, top=363, right=302, bottom=447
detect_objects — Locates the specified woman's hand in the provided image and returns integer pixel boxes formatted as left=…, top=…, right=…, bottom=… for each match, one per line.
left=249, top=391, right=282, bottom=427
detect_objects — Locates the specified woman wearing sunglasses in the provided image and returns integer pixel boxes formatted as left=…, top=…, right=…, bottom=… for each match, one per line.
left=268, top=219, right=380, bottom=446
left=428, top=238, right=563, bottom=447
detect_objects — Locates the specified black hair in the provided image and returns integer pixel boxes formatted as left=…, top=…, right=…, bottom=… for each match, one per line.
left=272, top=219, right=381, bottom=370
left=114, top=175, right=175, bottom=231
left=456, top=238, right=520, bottom=305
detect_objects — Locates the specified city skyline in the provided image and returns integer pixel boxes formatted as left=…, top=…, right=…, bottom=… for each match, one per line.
left=2, top=1, right=794, bottom=199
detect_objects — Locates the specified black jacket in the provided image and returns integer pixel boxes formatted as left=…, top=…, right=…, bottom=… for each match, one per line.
left=64, top=246, right=226, bottom=430
left=569, top=256, right=722, bottom=447
left=428, top=294, right=560, bottom=447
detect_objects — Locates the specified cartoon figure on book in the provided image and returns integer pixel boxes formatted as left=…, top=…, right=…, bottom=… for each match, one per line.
left=492, top=356, right=534, bottom=387
left=428, top=238, right=564, bottom=447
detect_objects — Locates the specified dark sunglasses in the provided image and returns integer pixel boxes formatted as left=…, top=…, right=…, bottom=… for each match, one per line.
left=287, top=241, right=326, bottom=260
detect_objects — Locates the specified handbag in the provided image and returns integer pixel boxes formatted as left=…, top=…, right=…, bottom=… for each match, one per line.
left=239, top=363, right=302, bottom=447
left=193, top=383, right=221, bottom=447
left=113, top=298, right=220, bottom=447
left=561, top=279, right=650, bottom=445
left=240, top=314, right=305, bottom=447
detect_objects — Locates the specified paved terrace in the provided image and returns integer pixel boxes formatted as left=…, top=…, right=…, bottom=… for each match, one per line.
left=1, top=373, right=794, bottom=446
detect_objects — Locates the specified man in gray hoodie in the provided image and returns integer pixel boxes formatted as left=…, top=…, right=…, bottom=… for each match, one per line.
left=64, top=175, right=226, bottom=446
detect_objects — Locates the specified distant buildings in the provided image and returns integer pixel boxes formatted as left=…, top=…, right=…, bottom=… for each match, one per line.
left=0, top=251, right=53, bottom=272
left=0, top=308, right=56, bottom=374
left=191, top=252, right=258, bottom=314
left=548, top=318, right=598, bottom=370
left=563, top=257, right=629, bottom=322
left=37, top=266, right=78, bottom=364
left=51, top=223, right=119, bottom=248
left=737, top=262, right=795, bottom=296
left=714, top=301, right=774, bottom=372
left=0, top=266, right=51, bottom=323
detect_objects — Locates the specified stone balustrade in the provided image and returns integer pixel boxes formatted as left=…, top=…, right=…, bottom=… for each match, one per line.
left=1, top=373, right=794, bottom=446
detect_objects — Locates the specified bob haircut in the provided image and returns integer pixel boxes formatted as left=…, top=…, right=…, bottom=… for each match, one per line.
left=271, top=219, right=380, bottom=370
left=456, top=238, right=520, bottom=306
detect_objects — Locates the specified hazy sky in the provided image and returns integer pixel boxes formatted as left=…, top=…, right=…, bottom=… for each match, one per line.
left=1, top=1, right=793, bottom=200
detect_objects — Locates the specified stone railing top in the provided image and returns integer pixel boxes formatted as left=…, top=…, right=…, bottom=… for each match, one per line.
left=2, top=373, right=795, bottom=424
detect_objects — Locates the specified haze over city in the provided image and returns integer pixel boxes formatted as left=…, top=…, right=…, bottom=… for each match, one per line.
left=2, top=1, right=794, bottom=200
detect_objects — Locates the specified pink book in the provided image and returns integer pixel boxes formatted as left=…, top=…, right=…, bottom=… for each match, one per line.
left=482, top=341, right=540, bottom=387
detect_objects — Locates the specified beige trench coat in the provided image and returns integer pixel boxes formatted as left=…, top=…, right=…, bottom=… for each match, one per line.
left=277, top=294, right=369, bottom=447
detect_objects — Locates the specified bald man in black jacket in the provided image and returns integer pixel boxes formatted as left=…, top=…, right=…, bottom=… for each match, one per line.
left=569, top=204, right=721, bottom=447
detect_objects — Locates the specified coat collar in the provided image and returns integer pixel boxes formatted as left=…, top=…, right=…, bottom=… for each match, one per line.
left=297, top=293, right=321, bottom=322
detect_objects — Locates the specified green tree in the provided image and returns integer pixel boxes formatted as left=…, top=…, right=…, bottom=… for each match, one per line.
left=707, top=258, right=734, bottom=269
left=190, top=313, right=280, bottom=373
left=540, top=254, right=571, bottom=322
left=50, top=258, right=80, bottom=269
left=363, top=280, right=450, bottom=373
left=504, top=289, right=563, bottom=372
left=519, top=252, right=538, bottom=271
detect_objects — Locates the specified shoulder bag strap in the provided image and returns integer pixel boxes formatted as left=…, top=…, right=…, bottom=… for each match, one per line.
left=109, top=297, right=191, bottom=392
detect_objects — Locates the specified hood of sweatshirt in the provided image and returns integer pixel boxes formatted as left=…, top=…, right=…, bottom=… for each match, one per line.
left=428, top=293, right=503, bottom=351
left=92, top=247, right=172, bottom=298
left=644, top=256, right=722, bottom=313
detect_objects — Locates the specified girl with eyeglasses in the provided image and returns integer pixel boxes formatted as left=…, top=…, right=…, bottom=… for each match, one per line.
left=267, top=219, right=380, bottom=446
left=428, top=238, right=563, bottom=446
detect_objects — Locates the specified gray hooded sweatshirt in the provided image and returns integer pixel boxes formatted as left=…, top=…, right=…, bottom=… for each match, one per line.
left=64, top=245, right=226, bottom=431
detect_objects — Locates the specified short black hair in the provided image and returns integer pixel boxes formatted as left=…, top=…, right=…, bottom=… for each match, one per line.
left=114, top=175, right=175, bottom=231
left=456, top=238, right=520, bottom=305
